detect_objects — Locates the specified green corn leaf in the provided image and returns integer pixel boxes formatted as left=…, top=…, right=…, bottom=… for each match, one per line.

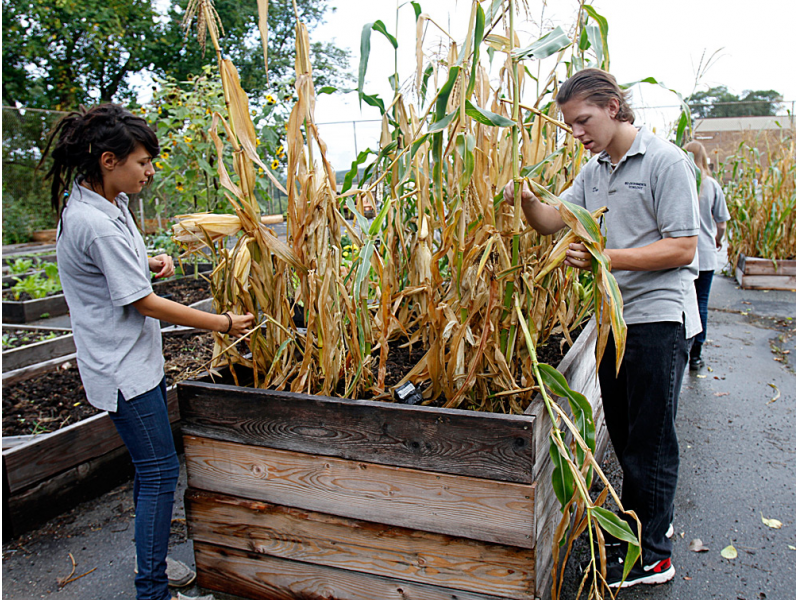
left=464, top=100, right=515, bottom=127
left=346, top=197, right=371, bottom=234
left=538, top=363, right=596, bottom=454
left=371, top=19, right=398, bottom=49
left=420, top=63, right=434, bottom=105
left=360, top=91, right=386, bottom=115
left=410, top=1, right=421, bottom=21
left=550, top=439, right=575, bottom=508
left=623, top=539, right=642, bottom=579
left=590, top=506, right=639, bottom=545
left=342, top=148, right=375, bottom=193
left=675, top=110, right=690, bottom=147
left=520, top=147, right=567, bottom=178
left=466, top=2, right=485, bottom=99
left=368, top=197, right=393, bottom=236
left=582, top=5, right=610, bottom=69
left=398, top=133, right=430, bottom=183
left=357, top=22, right=373, bottom=109
left=435, top=66, right=461, bottom=122
left=512, top=26, right=571, bottom=60
left=429, top=109, right=458, bottom=133
left=354, top=239, right=375, bottom=299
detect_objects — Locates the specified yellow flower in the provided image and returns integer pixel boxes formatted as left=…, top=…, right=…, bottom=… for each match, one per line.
left=256, top=139, right=261, bottom=146
left=177, top=101, right=183, bottom=106
left=184, top=136, right=192, bottom=144
left=271, top=160, right=280, bottom=170
left=140, top=107, right=146, bottom=114
left=160, top=153, right=169, bottom=160
left=266, top=94, right=276, bottom=105
left=176, top=184, right=184, bottom=192
left=155, top=161, right=163, bottom=169
left=206, top=108, right=211, bottom=115
left=258, top=167, right=264, bottom=174
left=157, top=107, right=162, bottom=114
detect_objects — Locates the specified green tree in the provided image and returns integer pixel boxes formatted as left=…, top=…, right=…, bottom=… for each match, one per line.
left=687, top=85, right=783, bottom=120
left=155, top=0, right=353, bottom=102
left=2, top=0, right=352, bottom=110
left=2, top=0, right=159, bottom=109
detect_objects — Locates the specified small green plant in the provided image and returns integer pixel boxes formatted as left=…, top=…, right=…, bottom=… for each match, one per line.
left=2, top=333, right=18, bottom=349
left=8, top=257, right=36, bottom=275
left=10, top=267, right=62, bottom=300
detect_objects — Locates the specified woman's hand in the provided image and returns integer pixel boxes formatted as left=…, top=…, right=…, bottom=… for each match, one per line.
left=222, top=311, right=255, bottom=337
left=149, top=254, right=175, bottom=279
left=565, top=242, right=594, bottom=271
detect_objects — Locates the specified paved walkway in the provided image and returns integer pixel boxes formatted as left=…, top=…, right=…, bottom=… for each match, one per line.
left=2, top=274, right=795, bottom=599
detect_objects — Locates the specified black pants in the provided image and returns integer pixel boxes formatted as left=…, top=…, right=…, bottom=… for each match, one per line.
left=692, top=270, right=714, bottom=358
left=599, top=321, right=690, bottom=563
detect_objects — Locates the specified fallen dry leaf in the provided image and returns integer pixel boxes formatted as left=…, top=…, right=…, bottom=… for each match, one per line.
left=689, top=538, right=709, bottom=552
left=714, top=392, right=730, bottom=397
left=683, top=576, right=692, bottom=580
left=696, top=374, right=707, bottom=379
left=761, top=513, right=783, bottom=529
left=721, top=544, right=738, bottom=560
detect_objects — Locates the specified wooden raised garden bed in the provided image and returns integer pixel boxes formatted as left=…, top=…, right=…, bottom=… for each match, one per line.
left=2, top=293, right=70, bottom=324
left=2, top=326, right=75, bottom=373
left=1, top=329, right=216, bottom=541
left=735, top=255, right=796, bottom=291
left=178, top=321, right=606, bottom=600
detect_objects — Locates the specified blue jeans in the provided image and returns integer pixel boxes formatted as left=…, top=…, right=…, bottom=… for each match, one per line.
left=109, top=377, right=178, bottom=600
left=598, top=322, right=690, bottom=563
left=692, top=270, right=714, bottom=358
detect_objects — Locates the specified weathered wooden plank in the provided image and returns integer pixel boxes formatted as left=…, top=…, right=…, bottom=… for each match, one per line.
left=184, top=436, right=536, bottom=548
left=3, top=385, right=179, bottom=493
left=4, top=444, right=134, bottom=541
left=179, top=383, right=535, bottom=484
left=2, top=294, right=69, bottom=324
left=736, top=271, right=796, bottom=291
left=185, top=488, right=536, bottom=599
left=193, top=541, right=518, bottom=600
left=2, top=332, right=76, bottom=372
left=739, top=256, right=796, bottom=276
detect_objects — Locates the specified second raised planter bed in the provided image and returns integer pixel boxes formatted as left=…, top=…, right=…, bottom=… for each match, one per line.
left=178, top=320, right=606, bottom=600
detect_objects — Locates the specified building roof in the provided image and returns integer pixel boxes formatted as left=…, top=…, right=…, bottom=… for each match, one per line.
left=694, top=115, right=795, bottom=132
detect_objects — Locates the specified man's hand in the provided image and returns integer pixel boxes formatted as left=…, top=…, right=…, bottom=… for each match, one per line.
left=149, top=254, right=175, bottom=279
left=566, top=242, right=594, bottom=271
left=503, top=179, right=536, bottom=206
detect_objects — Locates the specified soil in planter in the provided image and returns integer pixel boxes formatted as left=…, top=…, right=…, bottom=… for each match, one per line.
left=155, top=276, right=210, bottom=306
left=2, top=332, right=215, bottom=437
left=2, top=328, right=69, bottom=350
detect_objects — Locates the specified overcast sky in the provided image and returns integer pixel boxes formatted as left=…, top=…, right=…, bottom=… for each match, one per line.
left=306, top=0, right=797, bottom=169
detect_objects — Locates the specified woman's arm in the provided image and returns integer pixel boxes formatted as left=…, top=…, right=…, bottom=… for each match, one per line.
left=132, top=293, right=254, bottom=337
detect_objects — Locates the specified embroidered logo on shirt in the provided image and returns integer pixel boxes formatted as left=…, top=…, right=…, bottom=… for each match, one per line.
left=625, top=181, right=647, bottom=190
left=592, top=186, right=599, bottom=193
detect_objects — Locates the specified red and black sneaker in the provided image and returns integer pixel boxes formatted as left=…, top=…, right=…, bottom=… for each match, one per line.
left=606, top=556, right=675, bottom=588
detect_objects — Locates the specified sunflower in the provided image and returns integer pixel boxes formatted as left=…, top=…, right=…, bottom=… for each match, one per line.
left=271, top=160, right=280, bottom=170
left=266, top=94, right=276, bottom=105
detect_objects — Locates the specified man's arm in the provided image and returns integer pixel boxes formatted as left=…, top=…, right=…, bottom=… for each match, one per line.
left=503, top=180, right=566, bottom=235
left=566, top=236, right=697, bottom=271
left=715, top=222, right=726, bottom=249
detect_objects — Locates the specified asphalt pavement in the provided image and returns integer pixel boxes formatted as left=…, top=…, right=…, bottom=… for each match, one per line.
left=2, top=273, right=795, bottom=600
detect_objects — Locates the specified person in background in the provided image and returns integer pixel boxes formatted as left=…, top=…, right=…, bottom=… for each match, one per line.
left=505, top=68, right=700, bottom=589
left=40, top=103, right=254, bottom=600
left=683, top=140, right=730, bottom=371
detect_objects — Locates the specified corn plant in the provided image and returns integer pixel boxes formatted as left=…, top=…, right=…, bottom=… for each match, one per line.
left=175, top=0, right=638, bottom=596
left=722, top=131, right=796, bottom=265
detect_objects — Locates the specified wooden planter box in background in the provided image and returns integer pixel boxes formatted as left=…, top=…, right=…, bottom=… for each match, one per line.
left=178, top=321, right=606, bottom=600
left=735, top=255, right=796, bottom=291
left=2, top=293, right=69, bottom=324
left=1, top=326, right=75, bottom=372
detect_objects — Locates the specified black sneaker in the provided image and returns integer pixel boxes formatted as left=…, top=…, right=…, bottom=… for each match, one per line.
left=606, top=556, right=675, bottom=588
left=689, top=356, right=704, bottom=371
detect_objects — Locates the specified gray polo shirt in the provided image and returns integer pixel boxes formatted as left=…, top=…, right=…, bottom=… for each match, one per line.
left=697, top=177, right=730, bottom=271
left=56, top=181, right=163, bottom=412
left=561, top=127, right=701, bottom=338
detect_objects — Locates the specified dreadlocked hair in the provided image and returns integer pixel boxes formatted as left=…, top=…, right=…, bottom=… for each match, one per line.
left=38, top=103, right=160, bottom=222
